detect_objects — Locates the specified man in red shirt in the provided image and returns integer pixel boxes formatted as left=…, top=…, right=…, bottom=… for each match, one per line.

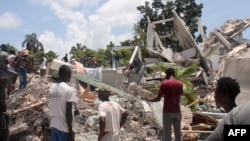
left=144, top=68, right=183, bottom=141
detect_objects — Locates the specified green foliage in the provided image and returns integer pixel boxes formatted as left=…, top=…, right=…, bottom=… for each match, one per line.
left=175, top=65, right=199, bottom=110
left=5, top=43, right=18, bottom=54
left=22, top=33, right=44, bottom=53
left=149, top=63, right=199, bottom=111
left=96, top=48, right=110, bottom=67
left=119, top=49, right=133, bottom=65
left=66, top=42, right=136, bottom=67
left=45, top=50, right=59, bottom=62
left=70, top=43, right=87, bottom=60
left=30, top=51, right=44, bottom=71
left=120, top=40, right=133, bottom=46
left=137, top=0, right=204, bottom=51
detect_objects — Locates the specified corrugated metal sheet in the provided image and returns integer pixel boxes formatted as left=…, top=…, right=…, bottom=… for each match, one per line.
left=74, top=72, right=129, bottom=97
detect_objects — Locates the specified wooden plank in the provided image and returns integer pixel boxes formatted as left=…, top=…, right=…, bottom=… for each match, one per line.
left=181, top=130, right=213, bottom=134
left=152, top=18, right=174, bottom=24
left=198, top=18, right=207, bottom=42
left=173, top=11, right=197, bottom=50
left=153, top=30, right=165, bottom=50
left=230, top=22, right=250, bottom=38
left=159, top=34, right=172, bottom=39
left=212, top=30, right=232, bottom=49
left=112, top=46, right=135, bottom=50
left=173, top=10, right=211, bottom=73
left=227, top=43, right=248, bottom=56
left=11, top=100, right=47, bottom=114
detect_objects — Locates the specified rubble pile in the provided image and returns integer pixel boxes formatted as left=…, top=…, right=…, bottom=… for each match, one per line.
left=201, top=19, right=250, bottom=105
left=7, top=76, right=164, bottom=141
left=124, top=83, right=216, bottom=141
left=8, top=77, right=51, bottom=141
left=119, top=95, right=162, bottom=140
left=74, top=82, right=164, bottom=141
left=7, top=65, right=229, bottom=141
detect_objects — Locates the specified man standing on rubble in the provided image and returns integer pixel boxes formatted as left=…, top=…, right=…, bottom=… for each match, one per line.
left=143, top=68, right=183, bottom=141
left=16, top=49, right=33, bottom=89
left=96, top=86, right=128, bottom=141
left=39, top=53, right=47, bottom=77
left=49, top=65, right=77, bottom=141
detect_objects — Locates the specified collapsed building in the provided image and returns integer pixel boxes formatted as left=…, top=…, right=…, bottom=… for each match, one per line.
left=201, top=19, right=250, bottom=105
left=6, top=10, right=250, bottom=141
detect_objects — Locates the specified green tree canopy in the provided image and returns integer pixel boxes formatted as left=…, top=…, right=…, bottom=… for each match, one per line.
left=137, top=0, right=204, bottom=52
left=1, top=43, right=18, bottom=54
left=45, top=50, right=59, bottom=62
left=69, top=43, right=87, bottom=60
left=22, top=33, right=44, bottom=53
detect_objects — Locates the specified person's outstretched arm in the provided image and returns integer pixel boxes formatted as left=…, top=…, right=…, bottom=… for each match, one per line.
left=120, top=111, right=129, bottom=128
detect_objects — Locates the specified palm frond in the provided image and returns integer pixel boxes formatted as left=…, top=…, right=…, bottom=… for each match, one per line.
left=181, top=64, right=199, bottom=77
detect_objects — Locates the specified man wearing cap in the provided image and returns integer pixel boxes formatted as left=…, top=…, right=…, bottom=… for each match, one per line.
left=97, top=86, right=128, bottom=141
left=0, top=76, right=10, bottom=141
left=16, top=49, right=33, bottom=89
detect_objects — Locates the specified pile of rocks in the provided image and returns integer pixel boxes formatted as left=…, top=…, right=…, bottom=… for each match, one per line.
left=8, top=76, right=163, bottom=141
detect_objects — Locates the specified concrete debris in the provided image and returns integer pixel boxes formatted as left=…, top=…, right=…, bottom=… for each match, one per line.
left=8, top=74, right=215, bottom=141
left=7, top=76, right=164, bottom=141
left=200, top=19, right=250, bottom=105
left=5, top=11, right=250, bottom=141
left=143, top=12, right=250, bottom=140
left=8, top=77, right=51, bottom=140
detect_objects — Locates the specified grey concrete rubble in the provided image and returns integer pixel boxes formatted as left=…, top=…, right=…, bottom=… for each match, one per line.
left=200, top=19, right=250, bottom=106
left=7, top=76, right=166, bottom=141
left=8, top=74, right=208, bottom=141
left=6, top=10, right=250, bottom=141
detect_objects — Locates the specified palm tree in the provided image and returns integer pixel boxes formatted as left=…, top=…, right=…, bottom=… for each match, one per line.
left=45, top=50, right=59, bottom=62
left=175, top=65, right=198, bottom=109
left=22, top=33, right=44, bottom=53
left=70, top=43, right=87, bottom=60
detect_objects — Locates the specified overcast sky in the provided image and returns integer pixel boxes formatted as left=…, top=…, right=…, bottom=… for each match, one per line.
left=0, top=0, right=250, bottom=58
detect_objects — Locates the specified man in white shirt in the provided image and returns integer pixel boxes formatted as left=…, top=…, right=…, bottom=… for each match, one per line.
left=49, top=65, right=77, bottom=141
left=39, top=53, right=47, bottom=77
left=97, top=86, right=128, bottom=141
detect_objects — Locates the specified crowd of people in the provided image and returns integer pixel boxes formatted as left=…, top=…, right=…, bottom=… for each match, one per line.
left=2, top=42, right=250, bottom=141
left=0, top=43, right=48, bottom=141
left=109, top=50, right=123, bottom=69
left=62, top=54, right=98, bottom=68
left=0, top=43, right=129, bottom=141
left=48, top=66, right=249, bottom=141
left=61, top=50, right=124, bottom=69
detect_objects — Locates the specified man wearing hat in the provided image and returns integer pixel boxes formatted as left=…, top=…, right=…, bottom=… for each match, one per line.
left=97, top=86, right=128, bottom=141
left=16, top=49, right=33, bottom=89
left=0, top=75, right=10, bottom=141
